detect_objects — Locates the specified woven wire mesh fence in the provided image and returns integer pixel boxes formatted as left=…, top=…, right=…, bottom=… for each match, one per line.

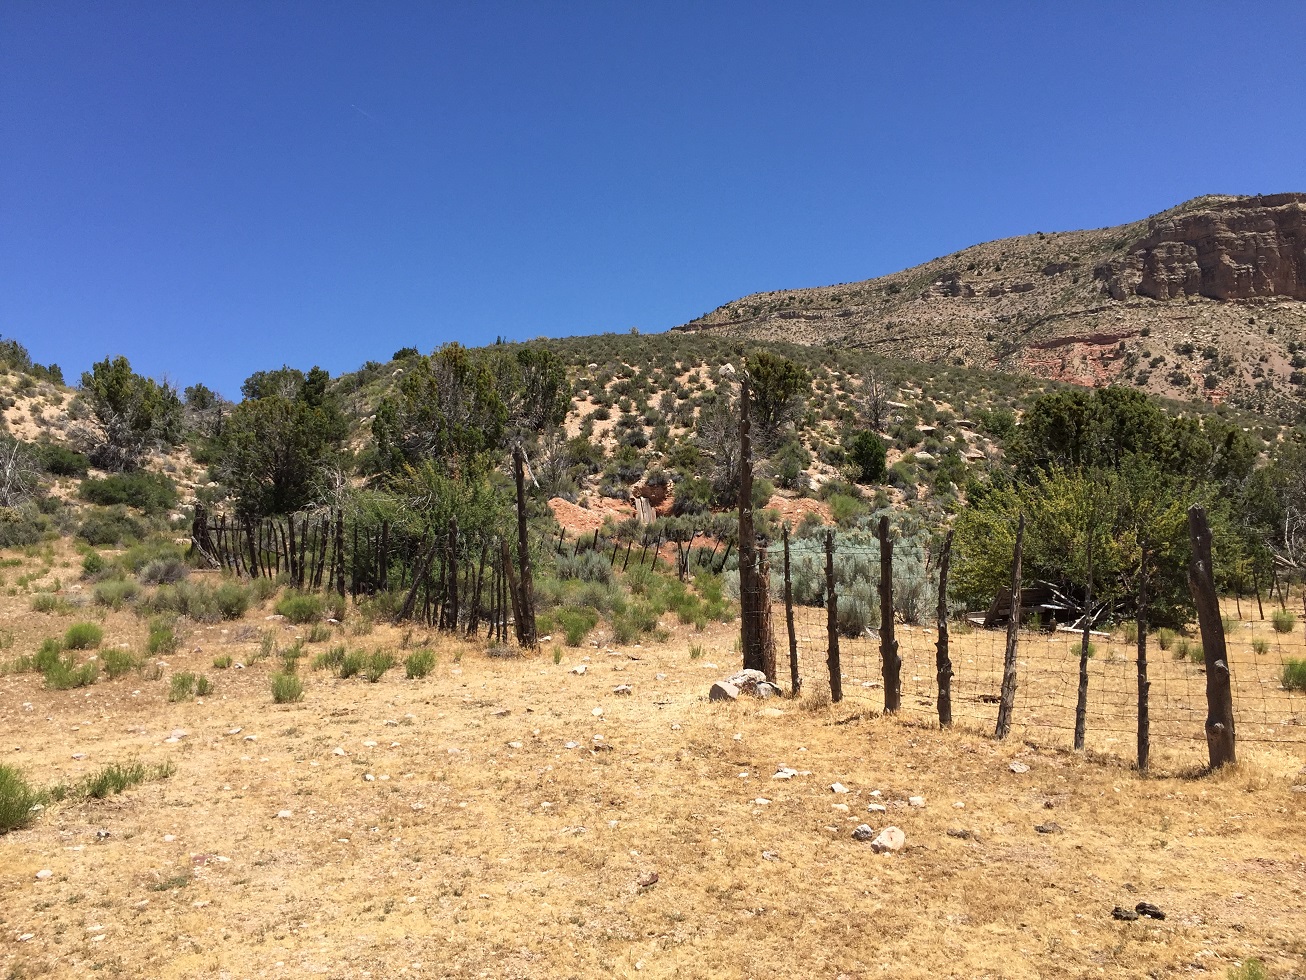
left=752, top=533, right=1306, bottom=766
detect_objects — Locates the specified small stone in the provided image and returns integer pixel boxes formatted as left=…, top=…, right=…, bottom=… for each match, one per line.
left=570, top=665, right=587, bottom=675
left=761, top=850, right=780, bottom=861
left=867, top=803, right=887, bottom=814
left=227, top=727, right=242, bottom=735
left=276, top=810, right=292, bottom=819
left=871, top=827, right=906, bottom=853
left=1111, top=906, right=1139, bottom=921
left=332, top=747, right=347, bottom=756
left=564, top=741, right=580, bottom=749
left=363, top=740, right=378, bottom=748
left=363, top=774, right=375, bottom=781
left=507, top=741, right=523, bottom=749
left=655, top=673, right=667, bottom=681
left=591, top=707, right=603, bottom=717
left=1009, top=761, right=1030, bottom=774
left=946, top=828, right=976, bottom=840
left=163, top=834, right=177, bottom=842
left=170, top=729, right=188, bottom=739
left=851, top=824, right=875, bottom=841
left=613, top=685, right=633, bottom=696
left=35, top=869, right=53, bottom=880
left=908, top=796, right=925, bottom=808
left=832, top=803, right=849, bottom=813
left=772, top=768, right=798, bottom=780
left=71, top=752, right=86, bottom=760
left=1135, top=902, right=1165, bottom=920
left=709, top=681, right=740, bottom=702
left=953, top=801, right=965, bottom=809
left=670, top=723, right=681, bottom=731
left=243, top=735, right=257, bottom=742
left=18, top=933, right=34, bottom=941
left=754, top=798, right=771, bottom=805
left=1035, top=822, right=1063, bottom=835
left=830, top=782, right=850, bottom=794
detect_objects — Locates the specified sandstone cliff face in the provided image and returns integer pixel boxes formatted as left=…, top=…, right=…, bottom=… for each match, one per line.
left=1100, top=193, right=1306, bottom=301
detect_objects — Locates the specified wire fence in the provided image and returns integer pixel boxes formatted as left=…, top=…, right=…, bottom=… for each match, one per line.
left=761, top=534, right=1306, bottom=767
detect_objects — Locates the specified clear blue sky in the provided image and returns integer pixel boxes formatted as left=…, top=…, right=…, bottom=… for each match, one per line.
left=4, top=2, right=1304, bottom=398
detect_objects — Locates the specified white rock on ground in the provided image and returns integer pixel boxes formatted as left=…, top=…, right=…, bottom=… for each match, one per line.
left=871, top=827, right=906, bottom=853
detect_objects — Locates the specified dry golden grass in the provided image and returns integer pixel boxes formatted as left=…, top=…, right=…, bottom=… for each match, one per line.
left=2, top=552, right=1305, bottom=978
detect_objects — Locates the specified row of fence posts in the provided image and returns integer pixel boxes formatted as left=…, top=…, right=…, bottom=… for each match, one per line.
left=732, top=370, right=1239, bottom=771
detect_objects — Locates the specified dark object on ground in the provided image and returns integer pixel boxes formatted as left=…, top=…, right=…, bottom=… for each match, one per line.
left=1111, top=906, right=1139, bottom=921
left=1135, top=902, right=1165, bottom=920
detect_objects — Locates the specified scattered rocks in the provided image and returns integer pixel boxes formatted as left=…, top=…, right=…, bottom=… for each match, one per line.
left=708, top=669, right=782, bottom=700
left=1135, top=902, right=1166, bottom=920
left=871, top=827, right=906, bottom=853
left=637, top=872, right=659, bottom=888
left=772, top=767, right=798, bottom=780
left=1111, top=906, right=1140, bottom=921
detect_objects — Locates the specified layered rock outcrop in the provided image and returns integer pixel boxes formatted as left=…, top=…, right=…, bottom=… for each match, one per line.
left=1099, top=193, right=1306, bottom=301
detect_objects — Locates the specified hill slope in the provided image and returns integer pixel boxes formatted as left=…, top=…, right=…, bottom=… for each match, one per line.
left=677, top=194, right=1306, bottom=419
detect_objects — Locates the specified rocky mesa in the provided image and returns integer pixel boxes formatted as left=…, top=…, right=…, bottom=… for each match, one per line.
left=676, top=194, right=1306, bottom=419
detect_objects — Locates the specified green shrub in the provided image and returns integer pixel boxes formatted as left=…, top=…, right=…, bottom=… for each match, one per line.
left=556, top=607, right=599, bottom=646
left=1120, top=621, right=1139, bottom=644
left=1156, top=628, right=1175, bottom=651
left=33, top=443, right=90, bottom=477
left=1272, top=608, right=1296, bottom=633
left=101, top=649, right=141, bottom=678
left=94, top=577, right=140, bottom=610
left=81, top=551, right=106, bottom=578
left=275, top=592, right=323, bottom=624
left=828, top=493, right=867, bottom=528
left=279, top=641, right=304, bottom=674
left=214, top=581, right=251, bottom=620
left=212, top=654, right=233, bottom=669
left=44, top=656, right=98, bottom=690
left=305, top=623, right=332, bottom=643
left=78, top=760, right=172, bottom=800
left=363, top=652, right=395, bottom=683
left=1221, top=615, right=1240, bottom=636
left=0, top=504, right=50, bottom=548
left=139, top=557, right=189, bottom=586
left=76, top=507, right=145, bottom=546
left=250, top=577, right=278, bottom=603
left=1251, top=637, right=1269, bottom=656
left=194, top=675, right=212, bottom=696
left=405, top=648, right=436, bottom=679
left=147, top=581, right=219, bottom=621
left=337, top=650, right=366, bottom=679
left=271, top=672, right=304, bottom=703
left=1227, top=958, right=1268, bottom=980
left=312, top=644, right=347, bottom=672
left=1283, top=658, right=1306, bottom=692
left=168, top=672, right=198, bottom=702
left=79, top=471, right=178, bottom=515
left=0, top=764, right=41, bottom=833
left=64, top=622, right=104, bottom=650
left=30, top=592, right=63, bottom=613
left=147, top=616, right=179, bottom=655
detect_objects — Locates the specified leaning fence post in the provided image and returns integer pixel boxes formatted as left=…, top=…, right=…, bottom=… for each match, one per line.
left=783, top=524, right=800, bottom=695
left=824, top=528, right=842, bottom=703
left=1074, top=536, right=1094, bottom=751
left=512, top=445, right=537, bottom=649
left=1187, top=505, right=1236, bottom=768
left=935, top=529, right=953, bottom=727
left=879, top=515, right=901, bottom=713
left=994, top=512, right=1025, bottom=740
left=1136, top=545, right=1151, bottom=773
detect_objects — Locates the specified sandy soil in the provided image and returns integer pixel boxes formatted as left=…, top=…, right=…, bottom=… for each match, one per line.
left=2, top=560, right=1305, bottom=979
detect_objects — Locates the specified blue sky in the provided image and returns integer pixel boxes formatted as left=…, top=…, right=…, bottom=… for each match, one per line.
left=3, top=2, right=1304, bottom=398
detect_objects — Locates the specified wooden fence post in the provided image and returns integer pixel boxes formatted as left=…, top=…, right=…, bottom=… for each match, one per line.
left=879, top=515, right=901, bottom=713
left=1136, top=545, right=1150, bottom=773
left=738, top=375, right=760, bottom=673
left=1074, top=536, right=1094, bottom=751
left=502, top=537, right=525, bottom=648
left=994, top=513, right=1025, bottom=740
left=783, top=525, right=800, bottom=695
left=1187, top=505, right=1236, bottom=768
left=935, top=529, right=953, bottom=727
left=825, top=528, right=842, bottom=703
left=513, top=446, right=537, bottom=649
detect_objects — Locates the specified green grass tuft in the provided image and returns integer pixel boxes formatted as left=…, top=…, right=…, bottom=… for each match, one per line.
left=270, top=672, right=304, bottom=703
left=64, top=622, right=104, bottom=650
left=404, top=648, right=435, bottom=679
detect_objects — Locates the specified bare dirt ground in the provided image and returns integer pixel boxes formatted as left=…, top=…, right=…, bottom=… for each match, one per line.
left=3, top=557, right=1306, bottom=978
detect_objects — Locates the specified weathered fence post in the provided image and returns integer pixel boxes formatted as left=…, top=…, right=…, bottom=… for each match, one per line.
left=824, top=528, right=842, bottom=703
left=446, top=517, right=460, bottom=632
left=783, top=524, right=800, bottom=695
left=879, top=515, right=900, bottom=713
left=502, top=537, right=525, bottom=648
left=935, top=528, right=953, bottom=727
left=1187, top=505, right=1236, bottom=768
left=1074, top=536, right=1094, bottom=751
left=1136, top=545, right=1150, bottom=773
left=758, top=544, right=776, bottom=683
left=512, top=445, right=537, bottom=649
left=994, top=512, right=1025, bottom=740
left=738, top=375, right=759, bottom=672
